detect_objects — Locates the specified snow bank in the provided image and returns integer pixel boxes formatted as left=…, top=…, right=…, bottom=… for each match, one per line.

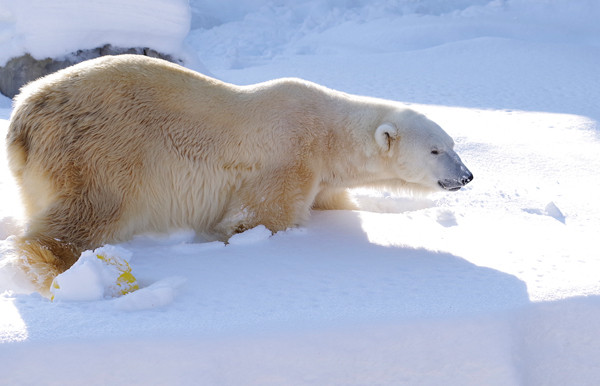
left=190, top=0, right=493, bottom=28
left=0, top=0, right=191, bottom=66
left=187, top=0, right=600, bottom=73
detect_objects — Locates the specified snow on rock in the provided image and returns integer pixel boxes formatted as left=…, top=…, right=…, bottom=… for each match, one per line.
left=0, top=0, right=191, bottom=66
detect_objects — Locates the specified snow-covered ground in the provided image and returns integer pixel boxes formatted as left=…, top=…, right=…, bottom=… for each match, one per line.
left=2, top=0, right=600, bottom=384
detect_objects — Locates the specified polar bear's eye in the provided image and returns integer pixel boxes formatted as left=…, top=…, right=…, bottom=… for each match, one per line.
left=431, top=149, right=440, bottom=155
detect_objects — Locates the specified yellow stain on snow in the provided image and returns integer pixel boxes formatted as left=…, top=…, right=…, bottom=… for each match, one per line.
left=96, top=253, right=139, bottom=296
left=50, top=253, right=139, bottom=301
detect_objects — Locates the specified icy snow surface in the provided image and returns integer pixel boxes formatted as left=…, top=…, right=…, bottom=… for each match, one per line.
left=2, top=0, right=600, bottom=385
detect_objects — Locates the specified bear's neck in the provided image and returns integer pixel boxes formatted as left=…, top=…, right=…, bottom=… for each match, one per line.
left=318, top=95, right=390, bottom=189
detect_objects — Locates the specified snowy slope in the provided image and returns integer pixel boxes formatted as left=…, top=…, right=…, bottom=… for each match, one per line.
left=2, top=0, right=600, bottom=385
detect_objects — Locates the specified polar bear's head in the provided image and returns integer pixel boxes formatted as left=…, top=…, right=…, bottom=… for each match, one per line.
left=374, top=110, right=473, bottom=193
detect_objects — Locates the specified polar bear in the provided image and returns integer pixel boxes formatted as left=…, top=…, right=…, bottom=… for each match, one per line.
left=7, top=55, right=472, bottom=294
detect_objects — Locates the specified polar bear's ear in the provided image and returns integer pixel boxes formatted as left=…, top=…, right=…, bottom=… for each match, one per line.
left=375, top=123, right=398, bottom=151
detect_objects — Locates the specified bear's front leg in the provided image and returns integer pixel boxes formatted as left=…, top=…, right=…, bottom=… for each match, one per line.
left=214, top=165, right=318, bottom=240
left=312, top=188, right=358, bottom=210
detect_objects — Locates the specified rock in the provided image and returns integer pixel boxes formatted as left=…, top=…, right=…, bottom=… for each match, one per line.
left=0, top=44, right=179, bottom=98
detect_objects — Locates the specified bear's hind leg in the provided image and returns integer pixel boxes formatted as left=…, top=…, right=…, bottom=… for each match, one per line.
left=14, top=234, right=81, bottom=296
left=14, top=193, right=123, bottom=296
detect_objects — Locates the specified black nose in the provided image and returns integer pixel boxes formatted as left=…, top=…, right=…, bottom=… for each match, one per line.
left=461, top=172, right=474, bottom=185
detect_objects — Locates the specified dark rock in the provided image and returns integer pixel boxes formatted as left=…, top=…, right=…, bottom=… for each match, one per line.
left=0, top=44, right=180, bottom=98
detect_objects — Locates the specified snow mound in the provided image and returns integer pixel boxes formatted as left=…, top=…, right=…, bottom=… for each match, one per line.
left=114, top=276, right=187, bottom=311
left=544, top=201, right=566, bottom=224
left=228, top=225, right=272, bottom=245
left=50, top=245, right=138, bottom=302
left=524, top=201, right=566, bottom=224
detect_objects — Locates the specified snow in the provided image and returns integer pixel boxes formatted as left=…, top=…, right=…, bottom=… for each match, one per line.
left=2, top=0, right=600, bottom=384
left=50, top=245, right=138, bottom=302
left=0, top=0, right=191, bottom=66
left=227, top=224, right=272, bottom=245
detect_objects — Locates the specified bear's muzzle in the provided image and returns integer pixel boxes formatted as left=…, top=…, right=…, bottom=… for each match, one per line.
left=438, top=169, right=473, bottom=191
